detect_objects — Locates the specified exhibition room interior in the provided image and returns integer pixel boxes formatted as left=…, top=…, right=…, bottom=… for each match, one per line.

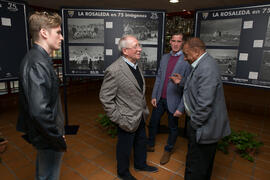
left=1, top=0, right=270, bottom=180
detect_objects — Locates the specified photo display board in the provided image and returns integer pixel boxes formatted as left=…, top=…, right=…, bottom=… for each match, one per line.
left=62, top=8, right=165, bottom=77
left=0, top=0, right=28, bottom=81
left=195, top=4, right=270, bottom=88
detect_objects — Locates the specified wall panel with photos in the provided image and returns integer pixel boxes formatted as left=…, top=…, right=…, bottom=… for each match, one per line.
left=61, top=8, right=165, bottom=77
left=0, top=0, right=29, bottom=81
left=195, top=4, right=270, bottom=88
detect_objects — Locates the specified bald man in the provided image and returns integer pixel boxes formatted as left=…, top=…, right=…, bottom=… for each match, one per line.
left=171, top=37, right=231, bottom=180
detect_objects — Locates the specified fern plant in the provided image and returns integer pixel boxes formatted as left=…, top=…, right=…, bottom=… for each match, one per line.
left=96, top=114, right=118, bottom=138
left=217, top=130, right=263, bottom=162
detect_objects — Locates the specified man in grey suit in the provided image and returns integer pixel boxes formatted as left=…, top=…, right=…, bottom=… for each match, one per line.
left=147, top=32, right=191, bottom=165
left=99, top=35, right=158, bottom=180
left=171, top=37, right=231, bottom=180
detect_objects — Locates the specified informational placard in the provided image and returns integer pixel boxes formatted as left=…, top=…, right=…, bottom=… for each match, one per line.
left=195, top=4, right=270, bottom=88
left=0, top=0, right=28, bottom=81
left=61, top=8, right=165, bottom=77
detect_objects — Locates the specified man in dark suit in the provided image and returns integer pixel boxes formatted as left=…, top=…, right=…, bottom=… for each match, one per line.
left=147, top=32, right=191, bottom=165
left=99, top=35, right=158, bottom=180
left=171, top=37, right=231, bottom=180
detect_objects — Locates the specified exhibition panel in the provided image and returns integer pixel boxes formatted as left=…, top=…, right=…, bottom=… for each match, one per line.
left=0, top=0, right=29, bottom=81
left=196, top=4, right=270, bottom=88
left=61, top=8, right=165, bottom=77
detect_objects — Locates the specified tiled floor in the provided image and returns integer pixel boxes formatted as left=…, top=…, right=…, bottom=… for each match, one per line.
left=0, top=89, right=270, bottom=180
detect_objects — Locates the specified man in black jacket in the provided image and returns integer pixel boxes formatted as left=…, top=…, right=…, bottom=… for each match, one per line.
left=17, top=11, right=65, bottom=180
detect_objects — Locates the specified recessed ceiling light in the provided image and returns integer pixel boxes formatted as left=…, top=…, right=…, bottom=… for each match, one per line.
left=169, top=0, right=179, bottom=3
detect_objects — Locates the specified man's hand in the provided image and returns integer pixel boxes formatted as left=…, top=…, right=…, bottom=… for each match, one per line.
left=169, top=73, right=182, bottom=85
left=173, top=110, right=183, bottom=117
left=151, top=98, right=157, bottom=108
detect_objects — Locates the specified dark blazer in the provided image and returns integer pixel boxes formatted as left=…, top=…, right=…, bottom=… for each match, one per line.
left=99, top=57, right=149, bottom=132
left=17, top=44, right=66, bottom=151
left=184, top=53, right=231, bottom=144
left=151, top=52, right=191, bottom=113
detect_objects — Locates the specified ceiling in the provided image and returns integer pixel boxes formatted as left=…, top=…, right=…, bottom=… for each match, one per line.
left=26, top=0, right=270, bottom=13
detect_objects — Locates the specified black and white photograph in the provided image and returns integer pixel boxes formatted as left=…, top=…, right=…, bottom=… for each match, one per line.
left=260, top=50, right=270, bottom=81
left=207, top=49, right=238, bottom=76
left=62, top=8, right=165, bottom=77
left=139, top=47, right=157, bottom=75
left=67, top=18, right=104, bottom=43
left=123, top=19, right=159, bottom=45
left=200, top=18, right=242, bottom=46
left=265, top=17, right=270, bottom=47
left=69, top=46, right=104, bottom=74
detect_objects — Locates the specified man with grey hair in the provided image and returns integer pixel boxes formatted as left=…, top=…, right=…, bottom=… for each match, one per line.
left=100, top=35, right=158, bottom=180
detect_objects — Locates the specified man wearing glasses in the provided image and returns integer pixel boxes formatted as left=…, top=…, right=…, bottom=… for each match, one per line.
left=100, top=35, right=158, bottom=180
left=147, top=32, right=191, bottom=165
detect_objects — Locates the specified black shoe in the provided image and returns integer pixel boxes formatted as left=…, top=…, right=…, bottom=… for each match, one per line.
left=134, top=165, right=158, bottom=172
left=117, top=173, right=137, bottom=180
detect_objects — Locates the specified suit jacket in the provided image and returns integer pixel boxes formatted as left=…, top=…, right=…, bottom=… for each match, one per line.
left=184, top=53, right=231, bottom=144
left=99, top=57, right=149, bottom=132
left=152, top=52, right=191, bottom=113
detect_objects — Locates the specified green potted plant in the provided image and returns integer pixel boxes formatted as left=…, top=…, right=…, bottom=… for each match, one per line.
left=96, top=114, right=118, bottom=138
left=217, top=129, right=263, bottom=162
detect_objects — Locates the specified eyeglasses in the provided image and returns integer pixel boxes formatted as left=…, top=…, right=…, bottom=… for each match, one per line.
left=126, top=43, right=142, bottom=50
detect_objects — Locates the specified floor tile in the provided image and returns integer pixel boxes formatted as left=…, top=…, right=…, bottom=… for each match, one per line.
left=231, top=158, right=254, bottom=175
left=226, top=169, right=252, bottom=180
left=63, top=152, right=88, bottom=169
left=212, top=164, right=229, bottom=179
left=79, top=146, right=103, bottom=160
left=255, top=159, right=270, bottom=171
left=87, top=169, right=116, bottom=180
left=92, top=153, right=116, bottom=168
left=60, top=167, right=85, bottom=180
left=146, top=167, right=175, bottom=180
left=0, top=163, right=17, bottom=180
left=13, top=163, right=35, bottom=180
left=73, top=161, right=100, bottom=179
left=1, top=90, right=270, bottom=180
left=253, top=167, right=270, bottom=180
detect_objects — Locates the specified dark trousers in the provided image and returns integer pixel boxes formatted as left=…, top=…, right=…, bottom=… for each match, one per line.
left=184, top=116, right=217, bottom=180
left=117, top=119, right=147, bottom=176
left=148, top=98, right=179, bottom=152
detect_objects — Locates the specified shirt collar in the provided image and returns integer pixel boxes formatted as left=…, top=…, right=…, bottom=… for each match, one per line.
left=122, top=56, right=138, bottom=70
left=191, top=52, right=207, bottom=68
left=170, top=50, right=183, bottom=57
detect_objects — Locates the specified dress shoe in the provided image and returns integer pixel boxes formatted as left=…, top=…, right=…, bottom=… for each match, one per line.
left=147, top=145, right=155, bottom=152
left=117, top=173, right=137, bottom=180
left=160, top=150, right=172, bottom=165
left=134, top=165, right=158, bottom=172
